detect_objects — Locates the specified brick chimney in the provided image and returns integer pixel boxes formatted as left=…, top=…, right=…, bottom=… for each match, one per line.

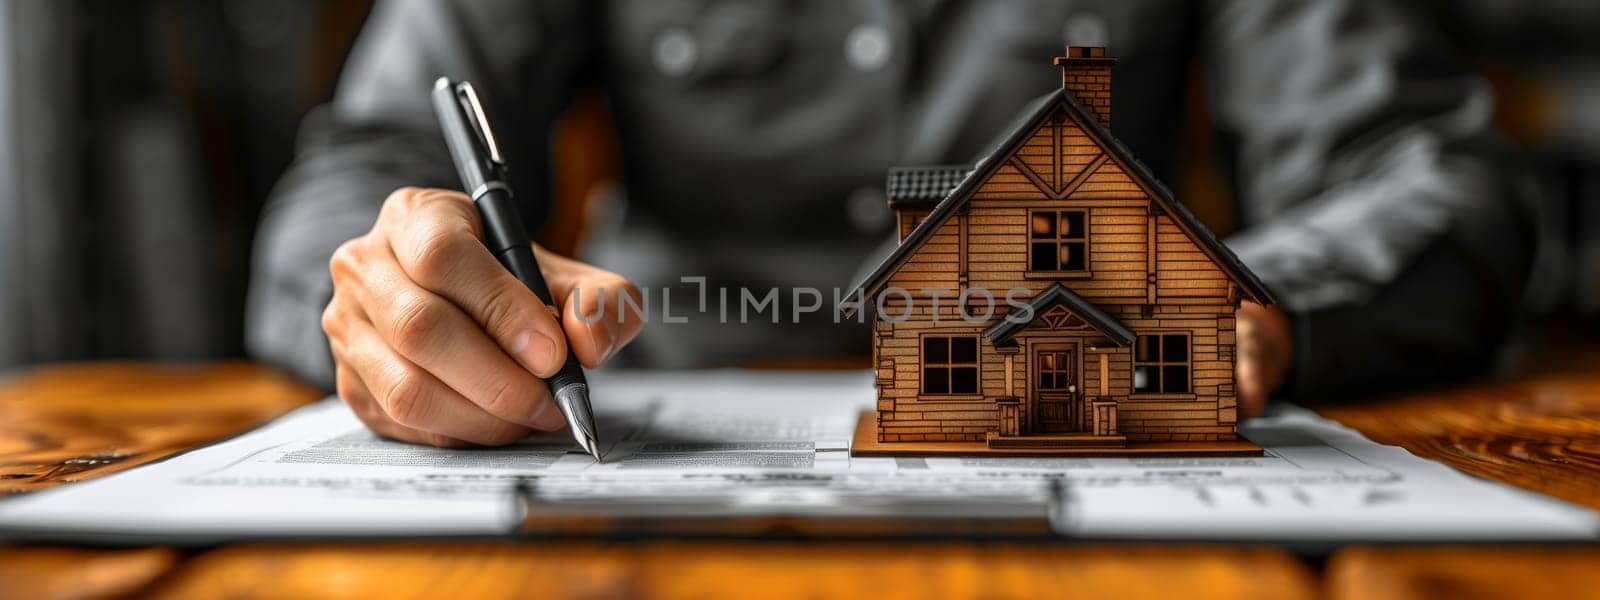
left=1053, top=46, right=1116, bottom=128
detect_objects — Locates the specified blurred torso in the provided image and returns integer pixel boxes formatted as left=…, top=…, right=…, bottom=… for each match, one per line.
left=587, top=0, right=1197, bottom=366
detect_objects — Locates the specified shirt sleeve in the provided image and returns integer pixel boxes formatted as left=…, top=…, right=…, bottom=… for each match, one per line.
left=244, top=0, right=591, bottom=388
left=1202, top=0, right=1537, bottom=398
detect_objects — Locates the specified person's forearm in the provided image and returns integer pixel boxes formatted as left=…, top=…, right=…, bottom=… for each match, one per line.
left=1226, top=153, right=1535, bottom=399
left=1205, top=0, right=1537, bottom=399
left=1287, top=239, right=1527, bottom=399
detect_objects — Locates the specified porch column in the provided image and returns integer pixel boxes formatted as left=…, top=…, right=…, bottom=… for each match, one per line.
left=1098, top=352, right=1109, bottom=397
left=1005, top=353, right=1014, bottom=396
left=994, top=342, right=1021, bottom=436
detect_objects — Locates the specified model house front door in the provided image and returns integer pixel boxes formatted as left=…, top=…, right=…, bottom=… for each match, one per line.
left=1033, top=344, right=1078, bottom=433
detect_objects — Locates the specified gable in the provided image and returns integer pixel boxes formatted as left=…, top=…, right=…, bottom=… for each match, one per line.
left=844, top=90, right=1275, bottom=315
left=983, top=283, right=1135, bottom=346
left=1004, top=110, right=1113, bottom=199
left=976, top=116, right=1157, bottom=205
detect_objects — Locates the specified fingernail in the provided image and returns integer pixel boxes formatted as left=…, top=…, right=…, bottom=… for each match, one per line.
left=526, top=398, right=566, bottom=430
left=588, top=319, right=617, bottom=364
left=512, top=329, right=558, bottom=374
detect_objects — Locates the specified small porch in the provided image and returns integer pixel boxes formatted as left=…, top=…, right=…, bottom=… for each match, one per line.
left=982, top=283, right=1133, bottom=449
left=988, top=395, right=1125, bottom=449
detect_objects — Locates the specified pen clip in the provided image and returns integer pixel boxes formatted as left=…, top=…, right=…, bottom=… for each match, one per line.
left=454, top=81, right=505, bottom=169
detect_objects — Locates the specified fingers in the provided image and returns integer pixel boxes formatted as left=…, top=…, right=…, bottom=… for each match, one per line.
left=383, top=188, right=568, bottom=378
left=1237, top=354, right=1269, bottom=420
left=537, top=244, right=645, bottom=368
left=324, top=187, right=641, bottom=447
left=341, top=311, right=541, bottom=445
left=352, top=243, right=565, bottom=432
left=337, top=363, right=468, bottom=448
left=1235, top=301, right=1293, bottom=419
left=1236, top=306, right=1267, bottom=419
left=329, top=291, right=471, bottom=447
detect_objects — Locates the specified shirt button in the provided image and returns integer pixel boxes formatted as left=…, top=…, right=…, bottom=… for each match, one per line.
left=1062, top=12, right=1109, bottom=47
left=845, top=25, right=891, bottom=72
left=847, top=187, right=892, bottom=233
left=653, top=28, right=698, bottom=77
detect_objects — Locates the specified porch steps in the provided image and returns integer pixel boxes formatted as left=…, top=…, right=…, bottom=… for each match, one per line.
left=986, top=432, right=1127, bottom=449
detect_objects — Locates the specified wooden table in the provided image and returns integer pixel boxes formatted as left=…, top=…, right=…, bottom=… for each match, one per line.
left=0, top=362, right=1596, bottom=599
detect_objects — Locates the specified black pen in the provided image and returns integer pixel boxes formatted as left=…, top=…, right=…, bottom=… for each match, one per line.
left=430, top=77, right=600, bottom=461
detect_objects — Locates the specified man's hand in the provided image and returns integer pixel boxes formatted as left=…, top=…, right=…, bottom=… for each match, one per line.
left=1236, top=301, right=1292, bottom=419
left=323, top=187, right=642, bottom=447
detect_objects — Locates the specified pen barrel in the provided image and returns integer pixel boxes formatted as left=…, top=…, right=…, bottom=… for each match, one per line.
left=475, top=188, right=537, bottom=267
left=496, top=242, right=588, bottom=391
left=475, top=188, right=590, bottom=393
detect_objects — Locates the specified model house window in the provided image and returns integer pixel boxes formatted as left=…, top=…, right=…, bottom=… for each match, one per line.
left=1029, top=210, right=1088, bottom=273
left=922, top=336, right=979, bottom=395
left=1132, top=334, right=1189, bottom=394
left=1037, top=350, right=1073, bottom=390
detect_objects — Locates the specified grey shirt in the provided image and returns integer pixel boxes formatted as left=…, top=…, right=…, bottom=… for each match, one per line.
left=246, top=0, right=1533, bottom=400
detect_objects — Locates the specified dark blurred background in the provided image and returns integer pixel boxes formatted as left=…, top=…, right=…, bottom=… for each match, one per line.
left=0, top=0, right=1595, bottom=371
left=0, top=0, right=371, bottom=366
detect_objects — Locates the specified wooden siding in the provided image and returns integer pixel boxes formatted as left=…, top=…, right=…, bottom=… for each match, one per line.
left=1155, top=218, right=1229, bottom=297
left=873, top=303, right=1001, bottom=442
left=898, top=209, right=927, bottom=242
left=874, top=302, right=1238, bottom=442
left=971, top=163, right=1049, bottom=200
left=1073, top=159, right=1145, bottom=200
left=885, top=218, right=961, bottom=292
left=1012, top=124, right=1057, bottom=189
left=1061, top=126, right=1100, bottom=185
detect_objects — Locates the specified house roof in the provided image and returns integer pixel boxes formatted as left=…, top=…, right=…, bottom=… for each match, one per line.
left=842, top=89, right=1276, bottom=317
left=983, top=283, right=1135, bottom=346
left=886, top=165, right=974, bottom=207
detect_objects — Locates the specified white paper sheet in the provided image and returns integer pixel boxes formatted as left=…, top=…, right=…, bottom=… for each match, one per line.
left=0, top=370, right=1593, bottom=543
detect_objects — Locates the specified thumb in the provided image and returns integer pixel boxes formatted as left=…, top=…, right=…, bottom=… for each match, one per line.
left=536, top=244, right=644, bottom=368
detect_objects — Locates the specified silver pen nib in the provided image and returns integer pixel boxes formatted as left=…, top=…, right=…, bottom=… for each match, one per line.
left=582, top=431, right=601, bottom=462
left=552, top=383, right=602, bottom=462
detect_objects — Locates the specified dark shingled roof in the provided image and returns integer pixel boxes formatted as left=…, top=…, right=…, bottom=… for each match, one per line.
left=886, top=165, right=974, bottom=206
left=842, top=89, right=1276, bottom=317
left=983, top=283, right=1135, bottom=346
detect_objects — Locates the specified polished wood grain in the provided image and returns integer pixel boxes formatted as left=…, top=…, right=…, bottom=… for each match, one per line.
left=144, top=542, right=1316, bottom=600
left=0, top=362, right=322, bottom=495
left=1317, top=373, right=1600, bottom=511
left=1325, top=546, right=1600, bottom=600
left=0, top=546, right=178, bottom=599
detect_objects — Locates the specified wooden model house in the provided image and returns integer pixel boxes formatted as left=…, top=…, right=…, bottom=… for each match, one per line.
left=846, top=47, right=1275, bottom=456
